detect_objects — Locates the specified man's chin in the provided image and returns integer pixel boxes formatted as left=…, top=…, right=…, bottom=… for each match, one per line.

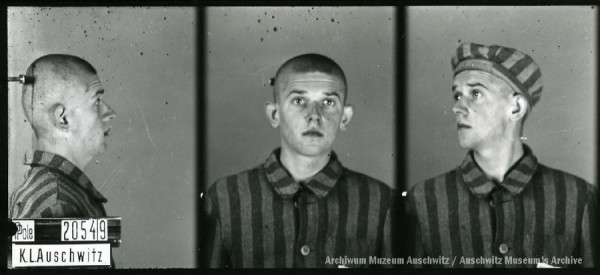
left=457, top=138, right=473, bottom=149
left=458, top=139, right=484, bottom=151
left=457, top=132, right=473, bottom=148
left=293, top=144, right=331, bottom=157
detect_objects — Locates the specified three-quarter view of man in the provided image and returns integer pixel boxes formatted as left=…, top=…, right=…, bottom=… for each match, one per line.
left=407, top=43, right=598, bottom=267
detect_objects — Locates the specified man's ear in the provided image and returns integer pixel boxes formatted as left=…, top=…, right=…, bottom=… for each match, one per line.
left=510, top=93, right=528, bottom=121
left=51, top=104, right=69, bottom=131
left=265, top=101, right=280, bottom=128
left=339, top=105, right=354, bottom=131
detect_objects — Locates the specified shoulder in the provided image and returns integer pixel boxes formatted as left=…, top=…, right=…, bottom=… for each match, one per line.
left=341, top=167, right=393, bottom=196
left=23, top=166, right=60, bottom=187
left=536, top=163, right=595, bottom=196
left=13, top=167, right=61, bottom=203
left=207, top=165, right=265, bottom=198
left=204, top=165, right=266, bottom=217
left=11, top=169, right=61, bottom=218
left=339, top=168, right=395, bottom=213
left=54, top=177, right=94, bottom=207
left=409, top=168, right=459, bottom=199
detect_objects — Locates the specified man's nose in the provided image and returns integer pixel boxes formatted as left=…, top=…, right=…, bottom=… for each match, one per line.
left=452, top=98, right=467, bottom=116
left=102, top=102, right=116, bottom=121
left=305, top=102, right=322, bottom=123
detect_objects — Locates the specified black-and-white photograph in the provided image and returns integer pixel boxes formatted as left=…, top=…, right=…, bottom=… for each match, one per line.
left=405, top=6, right=597, bottom=267
left=4, top=4, right=598, bottom=271
left=203, top=7, right=396, bottom=268
left=7, top=7, right=197, bottom=268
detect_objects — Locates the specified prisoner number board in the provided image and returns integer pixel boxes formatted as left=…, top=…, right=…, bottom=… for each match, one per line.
left=61, top=219, right=108, bottom=242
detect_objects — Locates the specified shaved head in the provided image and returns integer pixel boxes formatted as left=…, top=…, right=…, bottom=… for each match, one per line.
left=273, top=53, right=347, bottom=103
left=20, top=54, right=116, bottom=169
left=22, top=54, right=98, bottom=138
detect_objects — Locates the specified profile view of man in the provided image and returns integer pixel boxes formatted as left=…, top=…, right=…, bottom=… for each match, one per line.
left=407, top=43, right=598, bottom=267
left=10, top=54, right=116, bottom=218
left=203, top=53, right=394, bottom=268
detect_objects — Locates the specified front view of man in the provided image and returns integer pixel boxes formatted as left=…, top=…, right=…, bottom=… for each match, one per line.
left=10, top=54, right=116, bottom=218
left=204, top=53, right=394, bottom=268
left=407, top=43, right=597, bottom=267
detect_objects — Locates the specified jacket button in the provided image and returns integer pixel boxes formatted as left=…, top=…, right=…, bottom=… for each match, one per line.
left=489, top=200, right=494, bottom=207
left=499, top=243, right=509, bottom=254
left=300, top=245, right=311, bottom=256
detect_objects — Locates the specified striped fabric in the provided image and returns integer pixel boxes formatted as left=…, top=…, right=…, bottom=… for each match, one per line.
left=407, top=145, right=598, bottom=267
left=203, top=148, right=394, bottom=268
left=10, top=151, right=108, bottom=218
left=451, top=42, right=543, bottom=107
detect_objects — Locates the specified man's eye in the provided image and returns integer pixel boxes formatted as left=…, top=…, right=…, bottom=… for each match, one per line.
left=292, top=98, right=305, bottom=105
left=453, top=94, right=461, bottom=101
left=323, top=99, right=335, bottom=106
left=471, top=90, right=481, bottom=98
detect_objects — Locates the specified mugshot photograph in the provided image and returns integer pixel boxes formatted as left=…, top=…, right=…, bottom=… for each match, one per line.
left=202, top=7, right=397, bottom=268
left=404, top=6, right=598, bottom=268
left=7, top=7, right=197, bottom=268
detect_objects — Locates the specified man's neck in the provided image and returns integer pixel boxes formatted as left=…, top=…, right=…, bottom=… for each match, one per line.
left=38, top=139, right=89, bottom=170
left=472, top=140, right=524, bottom=183
left=279, top=147, right=331, bottom=182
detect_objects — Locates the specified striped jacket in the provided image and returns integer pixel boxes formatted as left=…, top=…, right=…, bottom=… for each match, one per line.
left=203, top=148, right=394, bottom=268
left=407, top=145, right=598, bottom=267
left=10, top=151, right=108, bottom=218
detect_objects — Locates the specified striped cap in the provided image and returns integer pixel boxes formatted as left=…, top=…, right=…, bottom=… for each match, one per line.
left=451, top=43, right=543, bottom=107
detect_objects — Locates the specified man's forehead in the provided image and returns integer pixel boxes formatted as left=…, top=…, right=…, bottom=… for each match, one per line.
left=453, top=70, right=516, bottom=98
left=85, top=75, right=103, bottom=92
left=281, top=71, right=344, bottom=89
left=61, top=72, right=103, bottom=95
left=453, top=70, right=505, bottom=87
left=62, top=73, right=103, bottom=97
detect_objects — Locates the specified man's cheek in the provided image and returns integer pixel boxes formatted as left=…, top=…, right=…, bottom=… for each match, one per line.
left=323, top=113, right=341, bottom=124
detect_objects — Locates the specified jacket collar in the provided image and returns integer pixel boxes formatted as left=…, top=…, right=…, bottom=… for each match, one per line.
left=264, top=148, right=343, bottom=199
left=460, top=144, right=538, bottom=198
left=28, top=151, right=108, bottom=203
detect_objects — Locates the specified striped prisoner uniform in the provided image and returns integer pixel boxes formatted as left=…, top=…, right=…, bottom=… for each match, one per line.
left=10, top=150, right=108, bottom=218
left=407, top=145, right=598, bottom=267
left=204, top=148, right=394, bottom=268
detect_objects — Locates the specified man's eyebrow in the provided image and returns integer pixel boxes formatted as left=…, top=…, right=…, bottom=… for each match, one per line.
left=466, top=82, right=488, bottom=89
left=452, top=82, right=488, bottom=92
left=324, top=91, right=341, bottom=99
left=287, top=89, right=306, bottom=97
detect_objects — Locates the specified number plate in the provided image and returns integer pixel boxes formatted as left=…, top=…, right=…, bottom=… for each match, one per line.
left=60, top=219, right=108, bottom=241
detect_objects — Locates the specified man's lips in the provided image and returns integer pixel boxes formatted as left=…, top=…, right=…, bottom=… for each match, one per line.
left=457, top=122, right=471, bottom=129
left=302, top=130, right=323, bottom=137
